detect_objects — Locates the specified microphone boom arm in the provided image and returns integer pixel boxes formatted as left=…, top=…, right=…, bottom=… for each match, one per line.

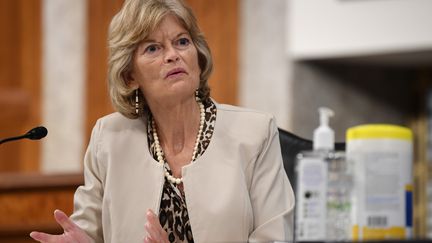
left=0, top=135, right=28, bottom=145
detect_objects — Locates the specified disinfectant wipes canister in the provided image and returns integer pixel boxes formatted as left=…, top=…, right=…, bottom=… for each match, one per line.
left=346, top=124, right=413, bottom=240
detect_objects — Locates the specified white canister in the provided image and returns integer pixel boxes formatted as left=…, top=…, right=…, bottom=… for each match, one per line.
left=346, top=124, right=413, bottom=241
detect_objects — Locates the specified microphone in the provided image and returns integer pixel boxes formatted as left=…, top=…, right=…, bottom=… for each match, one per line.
left=0, top=126, right=48, bottom=145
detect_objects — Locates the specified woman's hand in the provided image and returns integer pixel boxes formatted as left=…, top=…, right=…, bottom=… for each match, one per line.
left=143, top=209, right=169, bottom=243
left=30, top=209, right=91, bottom=243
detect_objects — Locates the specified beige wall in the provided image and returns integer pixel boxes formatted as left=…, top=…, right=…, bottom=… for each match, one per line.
left=239, top=0, right=293, bottom=130
left=289, top=0, right=432, bottom=59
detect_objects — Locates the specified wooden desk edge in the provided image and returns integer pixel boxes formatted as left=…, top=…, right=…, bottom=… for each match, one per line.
left=0, top=172, right=84, bottom=192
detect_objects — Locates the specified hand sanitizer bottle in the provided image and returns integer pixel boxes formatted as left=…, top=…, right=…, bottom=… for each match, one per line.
left=295, top=107, right=351, bottom=242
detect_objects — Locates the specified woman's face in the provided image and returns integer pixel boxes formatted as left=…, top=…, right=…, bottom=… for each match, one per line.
left=131, top=14, right=201, bottom=105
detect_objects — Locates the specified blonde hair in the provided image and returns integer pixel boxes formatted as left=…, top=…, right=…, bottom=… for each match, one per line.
left=108, top=0, right=213, bottom=119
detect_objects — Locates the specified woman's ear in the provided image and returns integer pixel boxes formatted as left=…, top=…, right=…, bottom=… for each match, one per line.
left=125, top=71, right=139, bottom=89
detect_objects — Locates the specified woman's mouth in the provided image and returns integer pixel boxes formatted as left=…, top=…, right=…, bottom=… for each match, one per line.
left=166, top=68, right=187, bottom=78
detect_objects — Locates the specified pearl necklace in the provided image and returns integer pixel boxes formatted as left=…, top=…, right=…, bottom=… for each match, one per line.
left=151, top=101, right=205, bottom=185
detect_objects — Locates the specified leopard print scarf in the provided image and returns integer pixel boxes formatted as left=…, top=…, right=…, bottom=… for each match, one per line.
left=147, top=98, right=216, bottom=242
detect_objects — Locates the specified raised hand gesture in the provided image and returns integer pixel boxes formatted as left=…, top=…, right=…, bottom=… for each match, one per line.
left=30, top=209, right=91, bottom=243
left=143, top=209, right=169, bottom=243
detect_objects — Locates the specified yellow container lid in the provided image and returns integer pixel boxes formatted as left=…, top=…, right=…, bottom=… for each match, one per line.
left=346, top=124, right=413, bottom=141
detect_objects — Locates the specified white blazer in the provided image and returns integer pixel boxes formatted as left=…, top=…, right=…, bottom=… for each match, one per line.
left=70, top=103, right=295, bottom=243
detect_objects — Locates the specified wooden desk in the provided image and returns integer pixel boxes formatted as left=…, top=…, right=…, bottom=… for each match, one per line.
left=0, top=173, right=83, bottom=243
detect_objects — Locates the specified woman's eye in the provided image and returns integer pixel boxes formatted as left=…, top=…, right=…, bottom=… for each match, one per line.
left=145, top=45, right=159, bottom=54
left=177, top=37, right=190, bottom=47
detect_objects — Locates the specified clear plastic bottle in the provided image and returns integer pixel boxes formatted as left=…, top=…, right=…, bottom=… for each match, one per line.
left=326, top=150, right=351, bottom=241
left=295, top=149, right=328, bottom=241
left=295, top=108, right=352, bottom=242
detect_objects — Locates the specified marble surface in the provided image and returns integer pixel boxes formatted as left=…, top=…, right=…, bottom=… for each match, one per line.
left=41, top=0, right=87, bottom=173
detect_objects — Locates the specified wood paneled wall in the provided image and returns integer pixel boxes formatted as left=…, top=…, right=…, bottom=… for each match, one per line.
left=0, top=173, right=83, bottom=243
left=0, top=0, right=41, bottom=172
left=187, top=0, right=238, bottom=105
left=0, top=4, right=239, bottom=238
left=0, top=0, right=239, bottom=163
left=85, top=0, right=124, bottom=139
left=85, top=0, right=239, bottom=140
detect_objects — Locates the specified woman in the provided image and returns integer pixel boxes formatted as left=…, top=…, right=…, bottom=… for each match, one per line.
left=30, top=0, right=294, bottom=242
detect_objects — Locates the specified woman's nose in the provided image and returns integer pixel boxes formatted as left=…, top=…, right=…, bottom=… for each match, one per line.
left=164, top=46, right=180, bottom=63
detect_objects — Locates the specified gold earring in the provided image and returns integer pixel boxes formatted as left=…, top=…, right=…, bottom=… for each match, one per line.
left=135, top=89, right=139, bottom=115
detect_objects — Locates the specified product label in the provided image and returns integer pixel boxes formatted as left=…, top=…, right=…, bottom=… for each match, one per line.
left=348, top=139, right=412, bottom=240
left=295, top=157, right=328, bottom=241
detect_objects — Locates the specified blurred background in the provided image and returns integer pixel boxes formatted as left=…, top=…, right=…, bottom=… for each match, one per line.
left=0, top=0, right=431, bottom=242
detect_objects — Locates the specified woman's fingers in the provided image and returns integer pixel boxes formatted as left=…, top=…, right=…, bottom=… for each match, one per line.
left=53, top=209, right=76, bottom=232
left=143, top=235, right=154, bottom=243
left=145, top=220, right=162, bottom=241
left=147, top=210, right=165, bottom=233
left=30, top=209, right=91, bottom=243
left=29, top=231, right=58, bottom=242
left=145, top=209, right=168, bottom=243
left=29, top=210, right=71, bottom=243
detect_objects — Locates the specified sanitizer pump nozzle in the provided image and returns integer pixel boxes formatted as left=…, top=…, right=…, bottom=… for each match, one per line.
left=313, top=107, right=335, bottom=150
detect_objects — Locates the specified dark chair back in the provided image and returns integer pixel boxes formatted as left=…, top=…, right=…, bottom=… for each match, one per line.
left=277, top=128, right=312, bottom=190
left=277, top=128, right=345, bottom=191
